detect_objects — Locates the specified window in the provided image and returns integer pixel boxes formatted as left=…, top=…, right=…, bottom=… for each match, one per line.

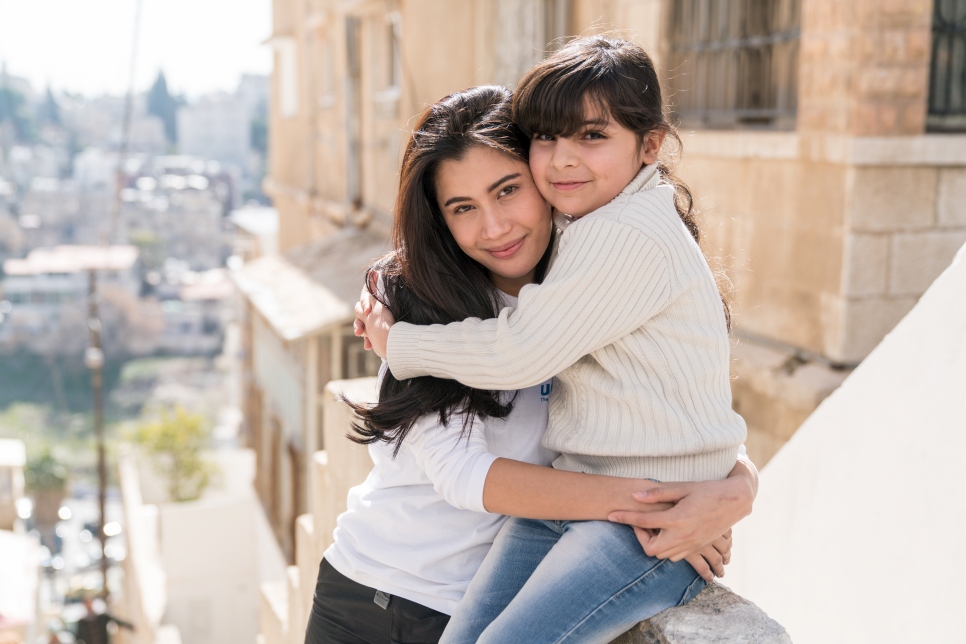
left=373, top=12, right=403, bottom=111
left=667, top=0, right=801, bottom=129
left=492, top=0, right=571, bottom=88
left=928, top=0, right=966, bottom=131
left=269, top=36, right=300, bottom=119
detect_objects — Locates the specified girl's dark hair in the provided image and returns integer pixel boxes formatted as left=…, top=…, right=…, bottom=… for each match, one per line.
left=348, top=85, right=553, bottom=455
left=513, top=35, right=731, bottom=327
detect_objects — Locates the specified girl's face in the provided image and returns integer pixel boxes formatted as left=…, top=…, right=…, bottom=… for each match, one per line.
left=528, top=99, right=664, bottom=218
left=435, top=145, right=553, bottom=297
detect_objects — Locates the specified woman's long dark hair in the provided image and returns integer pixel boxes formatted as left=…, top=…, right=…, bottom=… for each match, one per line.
left=513, top=35, right=732, bottom=328
left=348, top=85, right=553, bottom=455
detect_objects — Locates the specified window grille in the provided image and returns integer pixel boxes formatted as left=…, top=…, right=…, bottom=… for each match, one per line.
left=928, top=0, right=966, bottom=131
left=667, top=0, right=801, bottom=129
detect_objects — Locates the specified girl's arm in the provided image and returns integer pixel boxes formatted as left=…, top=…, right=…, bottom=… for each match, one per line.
left=481, top=457, right=668, bottom=520
left=607, top=455, right=758, bottom=561
left=367, top=218, right=672, bottom=389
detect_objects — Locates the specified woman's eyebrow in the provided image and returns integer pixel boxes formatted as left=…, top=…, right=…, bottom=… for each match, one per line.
left=487, top=173, right=521, bottom=193
left=443, top=173, right=521, bottom=207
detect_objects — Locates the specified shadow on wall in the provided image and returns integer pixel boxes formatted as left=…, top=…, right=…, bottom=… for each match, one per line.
left=727, top=243, right=966, bottom=642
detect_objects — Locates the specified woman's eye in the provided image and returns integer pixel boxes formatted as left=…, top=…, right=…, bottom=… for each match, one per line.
left=498, top=185, right=518, bottom=198
left=453, top=205, right=473, bottom=214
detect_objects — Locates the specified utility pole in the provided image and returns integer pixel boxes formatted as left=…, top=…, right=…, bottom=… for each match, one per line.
left=84, top=268, right=108, bottom=600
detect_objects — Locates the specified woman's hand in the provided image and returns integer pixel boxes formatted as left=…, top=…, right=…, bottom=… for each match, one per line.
left=607, top=459, right=756, bottom=563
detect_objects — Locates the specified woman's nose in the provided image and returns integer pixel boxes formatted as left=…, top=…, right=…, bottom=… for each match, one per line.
left=479, top=206, right=512, bottom=240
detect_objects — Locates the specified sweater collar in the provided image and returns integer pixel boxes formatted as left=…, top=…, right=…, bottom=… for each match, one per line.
left=619, top=163, right=661, bottom=197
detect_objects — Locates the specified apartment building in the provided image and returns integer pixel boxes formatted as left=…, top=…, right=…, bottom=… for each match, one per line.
left=242, top=0, right=966, bottom=574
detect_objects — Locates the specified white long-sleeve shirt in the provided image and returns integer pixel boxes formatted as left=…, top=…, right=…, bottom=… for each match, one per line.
left=387, top=165, right=747, bottom=482
left=324, top=362, right=556, bottom=615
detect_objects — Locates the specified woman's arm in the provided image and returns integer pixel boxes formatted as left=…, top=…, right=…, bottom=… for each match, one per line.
left=481, top=458, right=669, bottom=520
left=607, top=456, right=758, bottom=562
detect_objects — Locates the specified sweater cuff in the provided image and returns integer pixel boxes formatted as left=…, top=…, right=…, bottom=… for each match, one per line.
left=462, top=453, right=499, bottom=514
left=386, top=322, right=425, bottom=380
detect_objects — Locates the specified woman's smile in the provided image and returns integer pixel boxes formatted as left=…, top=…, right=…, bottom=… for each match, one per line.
left=485, top=236, right=527, bottom=259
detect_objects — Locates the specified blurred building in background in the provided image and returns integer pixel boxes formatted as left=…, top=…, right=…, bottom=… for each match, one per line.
left=239, top=0, right=966, bottom=641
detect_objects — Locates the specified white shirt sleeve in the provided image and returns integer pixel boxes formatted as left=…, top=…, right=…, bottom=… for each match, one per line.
left=404, top=412, right=498, bottom=514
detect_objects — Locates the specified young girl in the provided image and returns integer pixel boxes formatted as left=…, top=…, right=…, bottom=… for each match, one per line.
left=358, top=37, right=749, bottom=643
left=310, top=86, right=747, bottom=644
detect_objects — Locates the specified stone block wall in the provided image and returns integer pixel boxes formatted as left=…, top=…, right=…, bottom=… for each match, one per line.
left=799, top=0, right=932, bottom=135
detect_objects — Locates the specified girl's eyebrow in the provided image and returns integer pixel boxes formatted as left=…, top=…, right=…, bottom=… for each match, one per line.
left=443, top=173, right=521, bottom=207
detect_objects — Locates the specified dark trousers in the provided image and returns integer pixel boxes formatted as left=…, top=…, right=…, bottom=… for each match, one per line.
left=304, top=559, right=450, bottom=644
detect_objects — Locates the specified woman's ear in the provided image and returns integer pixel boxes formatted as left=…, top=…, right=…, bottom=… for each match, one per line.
left=641, top=130, right=666, bottom=166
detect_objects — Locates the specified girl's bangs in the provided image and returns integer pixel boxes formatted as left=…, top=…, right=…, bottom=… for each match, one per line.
left=515, top=66, right=615, bottom=138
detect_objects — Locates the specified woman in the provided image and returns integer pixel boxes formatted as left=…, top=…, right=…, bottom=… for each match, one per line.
left=305, top=85, right=757, bottom=644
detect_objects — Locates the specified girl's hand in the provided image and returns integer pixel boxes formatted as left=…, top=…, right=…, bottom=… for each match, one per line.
left=354, top=288, right=395, bottom=359
left=607, top=473, right=754, bottom=562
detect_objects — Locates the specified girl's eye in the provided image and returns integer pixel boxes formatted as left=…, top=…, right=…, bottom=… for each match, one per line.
left=533, top=133, right=555, bottom=142
left=583, top=130, right=606, bottom=140
left=498, top=185, right=518, bottom=198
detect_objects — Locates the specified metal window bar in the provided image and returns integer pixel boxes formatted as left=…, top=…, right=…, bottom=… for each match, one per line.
left=668, top=0, right=801, bottom=130
left=928, top=0, right=966, bottom=131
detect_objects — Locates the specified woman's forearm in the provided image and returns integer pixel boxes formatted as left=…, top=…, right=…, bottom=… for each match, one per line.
left=481, top=458, right=667, bottom=520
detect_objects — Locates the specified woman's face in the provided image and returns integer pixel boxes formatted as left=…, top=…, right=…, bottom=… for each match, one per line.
left=435, top=145, right=553, bottom=297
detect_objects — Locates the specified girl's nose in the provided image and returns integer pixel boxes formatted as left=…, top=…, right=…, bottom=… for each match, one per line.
left=549, top=137, right=579, bottom=169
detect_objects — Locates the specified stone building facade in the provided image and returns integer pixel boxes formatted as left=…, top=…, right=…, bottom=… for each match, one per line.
left=242, top=0, right=966, bottom=634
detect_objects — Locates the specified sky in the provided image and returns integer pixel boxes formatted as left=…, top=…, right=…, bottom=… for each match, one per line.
left=0, top=0, right=273, bottom=98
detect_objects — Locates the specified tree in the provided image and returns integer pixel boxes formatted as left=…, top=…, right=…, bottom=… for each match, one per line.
left=25, top=446, right=68, bottom=549
left=131, top=407, right=216, bottom=502
left=39, top=85, right=61, bottom=126
left=146, top=71, right=178, bottom=145
left=0, top=85, right=36, bottom=143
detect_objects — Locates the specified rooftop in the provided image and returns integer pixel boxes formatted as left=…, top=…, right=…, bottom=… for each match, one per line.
left=3, top=245, right=139, bottom=276
left=232, top=226, right=390, bottom=341
left=0, top=439, right=25, bottom=468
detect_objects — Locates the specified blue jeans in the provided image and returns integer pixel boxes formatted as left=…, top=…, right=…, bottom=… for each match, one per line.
left=440, top=518, right=705, bottom=644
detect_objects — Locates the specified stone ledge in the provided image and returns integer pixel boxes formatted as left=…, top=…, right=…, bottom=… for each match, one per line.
left=612, top=583, right=791, bottom=644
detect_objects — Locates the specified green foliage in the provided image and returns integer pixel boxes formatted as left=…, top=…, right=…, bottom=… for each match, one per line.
left=25, top=446, right=68, bottom=493
left=131, top=406, right=216, bottom=502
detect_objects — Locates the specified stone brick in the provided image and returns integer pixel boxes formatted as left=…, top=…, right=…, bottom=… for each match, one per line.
left=839, top=296, right=918, bottom=363
left=614, top=583, right=791, bottom=644
left=906, top=27, right=931, bottom=62
left=854, top=32, right=879, bottom=62
left=858, top=68, right=899, bottom=98
left=879, top=103, right=900, bottom=132
left=901, top=102, right=926, bottom=133
left=851, top=102, right=881, bottom=135
left=843, top=233, right=889, bottom=295
left=937, top=169, right=966, bottom=228
left=849, top=166, right=937, bottom=232
left=881, top=30, right=908, bottom=63
left=897, top=68, right=928, bottom=98
left=889, top=230, right=966, bottom=295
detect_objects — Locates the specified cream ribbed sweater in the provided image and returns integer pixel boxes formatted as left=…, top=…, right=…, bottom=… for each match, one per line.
left=387, top=165, right=747, bottom=482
